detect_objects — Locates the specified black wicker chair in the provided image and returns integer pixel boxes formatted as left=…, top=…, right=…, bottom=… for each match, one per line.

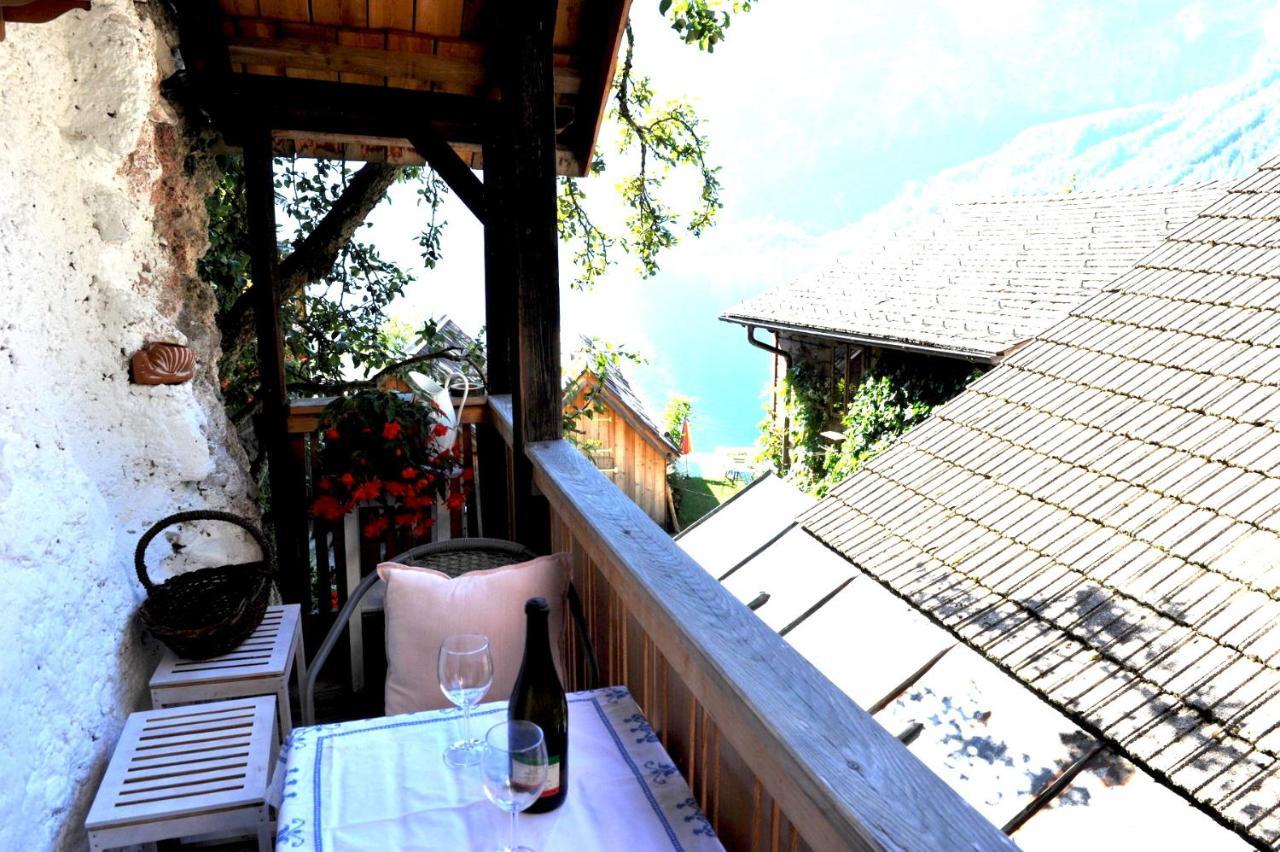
left=302, top=537, right=599, bottom=725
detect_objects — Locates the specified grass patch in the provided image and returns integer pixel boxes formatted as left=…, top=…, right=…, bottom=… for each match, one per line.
left=672, top=475, right=745, bottom=530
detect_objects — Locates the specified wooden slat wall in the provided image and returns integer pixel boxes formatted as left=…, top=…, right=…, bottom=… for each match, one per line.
left=552, top=513, right=808, bottom=851
left=565, top=387, right=670, bottom=528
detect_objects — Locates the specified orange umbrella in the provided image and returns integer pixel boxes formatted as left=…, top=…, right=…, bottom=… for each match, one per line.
left=680, top=418, right=691, bottom=456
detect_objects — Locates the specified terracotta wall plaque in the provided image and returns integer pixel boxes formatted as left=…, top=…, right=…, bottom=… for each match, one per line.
left=131, top=342, right=196, bottom=385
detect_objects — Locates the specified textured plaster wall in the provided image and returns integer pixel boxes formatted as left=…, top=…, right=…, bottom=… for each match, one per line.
left=0, top=3, right=257, bottom=848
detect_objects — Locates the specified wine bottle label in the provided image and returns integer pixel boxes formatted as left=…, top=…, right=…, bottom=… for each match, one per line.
left=539, top=756, right=561, bottom=797
left=510, top=756, right=539, bottom=787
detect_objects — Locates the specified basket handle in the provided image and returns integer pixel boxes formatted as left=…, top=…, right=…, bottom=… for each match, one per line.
left=134, top=510, right=275, bottom=593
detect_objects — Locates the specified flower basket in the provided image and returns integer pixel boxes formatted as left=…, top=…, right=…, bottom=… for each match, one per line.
left=311, top=390, right=468, bottom=540
left=134, top=510, right=275, bottom=660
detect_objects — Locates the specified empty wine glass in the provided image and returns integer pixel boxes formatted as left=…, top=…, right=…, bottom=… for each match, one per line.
left=438, top=633, right=494, bottom=767
left=481, top=720, right=548, bottom=852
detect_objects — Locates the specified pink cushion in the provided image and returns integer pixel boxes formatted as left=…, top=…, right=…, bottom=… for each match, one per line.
left=377, top=553, right=570, bottom=715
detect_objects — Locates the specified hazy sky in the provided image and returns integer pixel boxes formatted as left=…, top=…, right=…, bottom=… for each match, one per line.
left=365, top=0, right=1280, bottom=450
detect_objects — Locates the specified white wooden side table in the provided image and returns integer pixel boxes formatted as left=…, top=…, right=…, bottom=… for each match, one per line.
left=85, top=696, right=277, bottom=852
left=149, top=604, right=306, bottom=739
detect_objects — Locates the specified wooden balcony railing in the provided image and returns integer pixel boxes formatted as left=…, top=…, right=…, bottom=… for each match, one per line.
left=491, top=396, right=1014, bottom=851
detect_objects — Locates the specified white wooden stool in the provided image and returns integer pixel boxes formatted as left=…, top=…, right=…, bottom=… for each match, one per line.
left=85, top=696, right=277, bottom=852
left=150, top=604, right=306, bottom=739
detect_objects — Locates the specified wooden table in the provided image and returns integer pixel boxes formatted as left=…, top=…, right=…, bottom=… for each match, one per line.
left=150, top=604, right=305, bottom=739
left=273, top=686, right=724, bottom=851
left=85, top=696, right=278, bottom=851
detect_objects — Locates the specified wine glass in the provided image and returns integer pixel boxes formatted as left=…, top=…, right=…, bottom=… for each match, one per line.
left=481, top=720, right=548, bottom=852
left=438, top=633, right=494, bottom=767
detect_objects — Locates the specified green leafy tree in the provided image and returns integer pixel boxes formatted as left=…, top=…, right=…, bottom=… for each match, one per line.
left=562, top=337, right=647, bottom=444
left=206, top=3, right=761, bottom=417
left=662, top=395, right=693, bottom=448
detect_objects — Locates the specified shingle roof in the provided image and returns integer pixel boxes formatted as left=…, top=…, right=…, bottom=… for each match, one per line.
left=798, top=158, right=1280, bottom=847
left=678, top=477, right=1245, bottom=847
left=723, top=184, right=1225, bottom=361
left=413, top=318, right=485, bottom=389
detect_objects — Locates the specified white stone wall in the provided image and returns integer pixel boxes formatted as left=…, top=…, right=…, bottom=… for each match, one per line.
left=0, top=3, right=257, bottom=848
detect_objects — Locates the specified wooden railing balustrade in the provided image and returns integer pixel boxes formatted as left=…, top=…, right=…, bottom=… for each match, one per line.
left=491, top=396, right=1014, bottom=852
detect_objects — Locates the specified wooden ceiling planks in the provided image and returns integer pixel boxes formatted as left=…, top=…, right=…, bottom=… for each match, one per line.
left=336, top=28, right=387, bottom=86
left=414, top=0, right=464, bottom=37
left=224, top=31, right=580, bottom=94
left=203, top=0, right=624, bottom=176
left=311, top=0, right=368, bottom=27
left=255, top=0, right=309, bottom=22
left=369, top=0, right=413, bottom=30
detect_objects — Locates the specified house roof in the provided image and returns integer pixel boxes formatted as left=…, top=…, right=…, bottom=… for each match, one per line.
left=575, top=368, right=679, bottom=456
left=677, top=477, right=1246, bottom=848
left=796, top=157, right=1280, bottom=846
left=722, top=184, right=1225, bottom=362
left=413, top=318, right=485, bottom=390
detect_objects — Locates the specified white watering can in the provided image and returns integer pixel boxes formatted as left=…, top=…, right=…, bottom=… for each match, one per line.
left=406, top=369, right=471, bottom=458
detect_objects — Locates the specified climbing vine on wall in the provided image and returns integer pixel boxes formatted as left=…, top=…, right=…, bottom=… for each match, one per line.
left=757, top=361, right=830, bottom=490
left=760, top=353, right=980, bottom=496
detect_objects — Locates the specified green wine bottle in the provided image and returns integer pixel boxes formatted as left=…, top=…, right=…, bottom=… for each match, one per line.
left=509, top=596, right=568, bottom=813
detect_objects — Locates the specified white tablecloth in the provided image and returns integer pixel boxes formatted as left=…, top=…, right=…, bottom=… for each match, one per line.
left=273, top=686, right=724, bottom=851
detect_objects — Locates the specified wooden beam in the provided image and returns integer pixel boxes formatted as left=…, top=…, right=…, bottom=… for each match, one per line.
left=567, top=0, right=631, bottom=175
left=408, top=123, right=486, bottom=223
left=226, top=37, right=582, bottom=95
left=243, top=126, right=307, bottom=606
left=479, top=115, right=518, bottom=542
left=501, top=0, right=562, bottom=446
left=186, top=72, right=488, bottom=146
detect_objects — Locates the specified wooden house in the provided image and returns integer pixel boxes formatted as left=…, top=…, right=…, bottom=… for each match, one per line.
left=567, top=369, right=679, bottom=529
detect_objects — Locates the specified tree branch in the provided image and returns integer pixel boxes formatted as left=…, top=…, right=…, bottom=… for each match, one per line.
left=284, top=347, right=488, bottom=396
left=218, top=161, right=402, bottom=361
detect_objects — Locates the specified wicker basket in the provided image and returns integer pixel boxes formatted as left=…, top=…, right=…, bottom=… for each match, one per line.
left=135, top=510, right=276, bottom=660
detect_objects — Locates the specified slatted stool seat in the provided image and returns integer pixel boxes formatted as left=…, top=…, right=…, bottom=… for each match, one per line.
left=150, top=603, right=305, bottom=739
left=85, top=696, right=277, bottom=852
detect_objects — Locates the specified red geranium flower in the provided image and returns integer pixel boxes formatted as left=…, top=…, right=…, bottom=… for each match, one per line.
left=362, top=515, right=390, bottom=539
left=384, top=482, right=407, bottom=498
left=311, top=495, right=345, bottom=521
left=432, top=423, right=449, bottom=438
left=461, top=467, right=474, bottom=481
left=324, top=427, right=340, bottom=441
left=339, top=472, right=355, bottom=488
left=382, top=421, right=401, bottom=440
left=446, top=492, right=465, bottom=511
left=352, top=480, right=383, bottom=502
left=401, top=466, right=417, bottom=480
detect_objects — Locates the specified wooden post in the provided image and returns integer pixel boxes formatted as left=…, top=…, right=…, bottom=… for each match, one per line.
left=505, top=0, right=562, bottom=447
left=480, top=106, right=515, bottom=541
left=244, top=127, right=307, bottom=607
left=483, top=0, right=561, bottom=549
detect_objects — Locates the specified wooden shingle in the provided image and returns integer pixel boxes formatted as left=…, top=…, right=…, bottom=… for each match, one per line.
left=800, top=161, right=1280, bottom=847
